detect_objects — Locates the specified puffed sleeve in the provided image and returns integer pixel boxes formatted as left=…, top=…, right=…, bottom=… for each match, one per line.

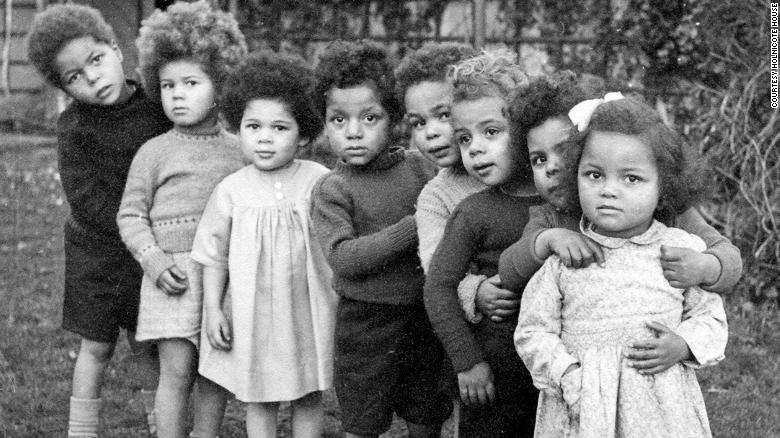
left=515, top=256, right=580, bottom=391
left=191, top=181, right=234, bottom=267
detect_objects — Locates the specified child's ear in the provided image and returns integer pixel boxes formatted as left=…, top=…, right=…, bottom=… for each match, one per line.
left=110, top=40, right=123, bottom=62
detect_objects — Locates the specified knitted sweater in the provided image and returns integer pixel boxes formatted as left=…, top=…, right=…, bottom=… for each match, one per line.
left=117, top=124, right=245, bottom=283
left=57, top=82, right=170, bottom=244
left=424, top=187, right=544, bottom=372
left=498, top=203, right=743, bottom=294
left=311, top=146, right=437, bottom=305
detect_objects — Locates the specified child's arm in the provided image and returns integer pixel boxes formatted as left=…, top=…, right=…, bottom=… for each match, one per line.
left=424, top=207, right=494, bottom=404
left=666, top=207, right=743, bottom=293
left=116, top=144, right=181, bottom=292
left=514, top=257, right=580, bottom=392
left=191, top=184, right=234, bottom=350
left=311, top=176, right=418, bottom=278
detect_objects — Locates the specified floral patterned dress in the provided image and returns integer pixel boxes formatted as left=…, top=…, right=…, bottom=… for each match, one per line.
left=515, top=220, right=728, bottom=438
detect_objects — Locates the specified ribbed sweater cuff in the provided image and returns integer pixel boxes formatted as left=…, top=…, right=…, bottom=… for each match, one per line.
left=387, top=215, right=418, bottom=252
left=702, top=249, right=740, bottom=292
left=458, top=274, right=486, bottom=324
left=141, top=247, right=176, bottom=284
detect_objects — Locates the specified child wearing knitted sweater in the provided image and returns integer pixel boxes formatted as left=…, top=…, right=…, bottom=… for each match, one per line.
left=310, top=40, right=451, bottom=438
left=116, top=3, right=246, bottom=437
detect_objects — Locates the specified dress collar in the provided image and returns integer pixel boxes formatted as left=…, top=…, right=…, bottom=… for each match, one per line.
left=580, top=217, right=666, bottom=248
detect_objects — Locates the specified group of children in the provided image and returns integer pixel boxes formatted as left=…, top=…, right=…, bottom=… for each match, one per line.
left=27, top=2, right=741, bottom=438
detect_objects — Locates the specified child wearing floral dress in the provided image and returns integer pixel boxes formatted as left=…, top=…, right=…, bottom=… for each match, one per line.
left=515, top=97, right=729, bottom=438
left=117, top=2, right=247, bottom=437
left=191, top=51, right=337, bottom=438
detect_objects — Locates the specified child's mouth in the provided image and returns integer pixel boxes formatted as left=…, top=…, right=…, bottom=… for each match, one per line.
left=472, top=162, right=494, bottom=175
left=96, top=85, right=112, bottom=99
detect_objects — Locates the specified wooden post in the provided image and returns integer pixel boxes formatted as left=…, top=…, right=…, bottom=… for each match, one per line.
left=473, top=0, right=485, bottom=50
left=1, top=0, right=12, bottom=96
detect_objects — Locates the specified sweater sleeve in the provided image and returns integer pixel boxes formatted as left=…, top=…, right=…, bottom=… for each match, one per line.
left=498, top=204, right=558, bottom=292
left=673, top=207, right=742, bottom=293
left=424, top=206, right=485, bottom=372
left=311, top=174, right=418, bottom=279
left=57, top=116, right=119, bottom=235
left=117, top=143, right=174, bottom=282
left=514, top=257, right=579, bottom=391
left=415, top=177, right=448, bottom=274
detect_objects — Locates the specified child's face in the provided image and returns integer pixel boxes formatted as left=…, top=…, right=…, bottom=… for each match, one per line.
left=239, top=98, right=305, bottom=171
left=451, top=96, right=517, bottom=187
left=404, top=80, right=459, bottom=168
left=527, top=116, right=572, bottom=209
left=54, top=36, right=129, bottom=106
left=324, top=84, right=390, bottom=166
left=159, top=60, right=217, bottom=129
left=578, top=131, right=660, bottom=238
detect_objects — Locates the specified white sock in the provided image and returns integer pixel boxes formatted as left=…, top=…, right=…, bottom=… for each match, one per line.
left=68, top=396, right=101, bottom=438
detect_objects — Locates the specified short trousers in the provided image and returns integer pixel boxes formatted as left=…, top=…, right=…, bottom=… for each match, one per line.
left=61, top=223, right=143, bottom=343
left=460, top=318, right=539, bottom=438
left=334, top=297, right=453, bottom=436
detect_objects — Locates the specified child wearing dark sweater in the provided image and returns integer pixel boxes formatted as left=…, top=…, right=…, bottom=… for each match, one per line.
left=310, top=40, right=451, bottom=438
left=27, top=4, right=170, bottom=436
left=422, top=49, right=539, bottom=438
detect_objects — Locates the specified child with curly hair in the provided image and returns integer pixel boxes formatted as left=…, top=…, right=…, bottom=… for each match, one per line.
left=310, top=40, right=452, bottom=438
left=190, top=50, right=338, bottom=438
left=116, top=2, right=247, bottom=437
left=498, top=73, right=742, bottom=295
left=27, top=4, right=170, bottom=436
left=514, top=96, right=729, bottom=437
left=422, top=49, right=540, bottom=438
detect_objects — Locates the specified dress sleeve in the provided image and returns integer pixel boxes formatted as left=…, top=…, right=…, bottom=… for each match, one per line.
left=191, top=182, right=233, bottom=267
left=424, top=207, right=485, bottom=372
left=514, top=257, right=579, bottom=391
left=499, top=204, right=557, bottom=292
left=674, top=207, right=742, bottom=293
left=116, top=144, right=174, bottom=282
left=675, top=286, right=728, bottom=368
left=310, top=175, right=418, bottom=279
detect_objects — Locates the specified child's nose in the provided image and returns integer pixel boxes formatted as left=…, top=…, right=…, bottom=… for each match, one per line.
left=425, top=123, right=440, bottom=140
left=545, top=161, right=560, bottom=177
left=83, top=66, right=101, bottom=84
left=346, top=119, right=362, bottom=139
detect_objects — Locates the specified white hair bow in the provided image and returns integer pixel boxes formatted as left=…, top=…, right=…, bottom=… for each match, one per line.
left=567, top=92, right=625, bottom=132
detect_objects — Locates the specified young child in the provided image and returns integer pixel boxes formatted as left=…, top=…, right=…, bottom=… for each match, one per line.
left=310, top=40, right=452, bottom=438
left=190, top=50, right=337, bottom=438
left=117, top=2, right=246, bottom=437
left=27, top=4, right=170, bottom=436
left=498, top=74, right=742, bottom=295
left=514, top=96, right=729, bottom=437
left=422, top=49, right=539, bottom=438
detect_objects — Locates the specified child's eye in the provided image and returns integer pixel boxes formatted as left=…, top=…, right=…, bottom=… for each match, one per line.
left=585, top=170, right=601, bottom=180
left=531, top=156, right=546, bottom=166
left=274, top=125, right=289, bottom=131
left=65, top=73, right=80, bottom=85
left=625, top=174, right=642, bottom=183
left=330, top=115, right=344, bottom=124
left=91, top=54, right=103, bottom=65
left=185, top=80, right=198, bottom=87
left=364, top=114, right=379, bottom=123
left=438, top=111, right=450, bottom=121
left=409, top=119, right=424, bottom=129
left=485, top=127, right=500, bottom=137
left=244, top=123, right=260, bottom=130
left=160, top=82, right=173, bottom=89
left=457, top=134, right=472, bottom=146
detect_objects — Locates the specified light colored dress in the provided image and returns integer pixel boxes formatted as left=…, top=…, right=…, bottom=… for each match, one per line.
left=515, top=219, right=728, bottom=438
left=191, top=160, right=337, bottom=402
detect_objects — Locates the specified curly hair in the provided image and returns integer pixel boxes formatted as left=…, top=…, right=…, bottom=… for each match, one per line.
left=220, top=50, right=322, bottom=141
left=27, top=4, right=116, bottom=88
left=136, top=0, right=247, bottom=102
left=448, top=48, right=528, bottom=104
left=561, top=97, right=708, bottom=222
left=313, top=40, right=402, bottom=123
left=394, top=42, right=476, bottom=106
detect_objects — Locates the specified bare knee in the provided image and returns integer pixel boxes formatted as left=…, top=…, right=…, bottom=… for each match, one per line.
left=79, top=338, right=115, bottom=364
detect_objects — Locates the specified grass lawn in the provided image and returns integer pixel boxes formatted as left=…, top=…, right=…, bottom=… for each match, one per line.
left=1, top=135, right=779, bottom=437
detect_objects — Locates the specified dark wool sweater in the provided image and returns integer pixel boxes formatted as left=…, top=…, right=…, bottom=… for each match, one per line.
left=424, top=187, right=544, bottom=372
left=57, top=82, right=171, bottom=245
left=311, top=146, right=437, bottom=305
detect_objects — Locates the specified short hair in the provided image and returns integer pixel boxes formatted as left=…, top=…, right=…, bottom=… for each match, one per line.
left=563, top=97, right=708, bottom=221
left=394, top=42, right=476, bottom=106
left=313, top=40, right=402, bottom=123
left=27, top=4, right=116, bottom=88
left=448, top=48, right=528, bottom=104
left=220, top=50, right=322, bottom=141
left=136, top=0, right=247, bottom=102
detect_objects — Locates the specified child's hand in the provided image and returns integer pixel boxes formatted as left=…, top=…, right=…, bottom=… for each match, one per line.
left=660, top=245, right=720, bottom=289
left=560, top=364, right=582, bottom=418
left=457, top=361, right=495, bottom=406
left=627, top=321, right=692, bottom=375
left=205, top=309, right=232, bottom=351
left=541, top=228, right=605, bottom=268
left=476, top=275, right=520, bottom=322
left=156, top=266, right=188, bottom=295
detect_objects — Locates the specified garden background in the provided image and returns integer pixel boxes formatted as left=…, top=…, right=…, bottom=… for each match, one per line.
left=1, top=0, right=778, bottom=436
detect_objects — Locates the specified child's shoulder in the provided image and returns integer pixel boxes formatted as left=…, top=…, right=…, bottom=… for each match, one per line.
left=404, top=149, right=438, bottom=177
left=659, top=225, right=707, bottom=252
left=295, top=159, right=330, bottom=176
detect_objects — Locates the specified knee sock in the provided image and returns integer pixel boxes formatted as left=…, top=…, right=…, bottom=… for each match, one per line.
left=140, top=389, right=157, bottom=436
left=67, top=396, right=101, bottom=438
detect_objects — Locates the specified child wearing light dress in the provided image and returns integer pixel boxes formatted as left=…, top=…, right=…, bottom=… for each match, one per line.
left=191, top=51, right=337, bottom=438
left=117, top=2, right=247, bottom=436
left=515, top=96, right=729, bottom=438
